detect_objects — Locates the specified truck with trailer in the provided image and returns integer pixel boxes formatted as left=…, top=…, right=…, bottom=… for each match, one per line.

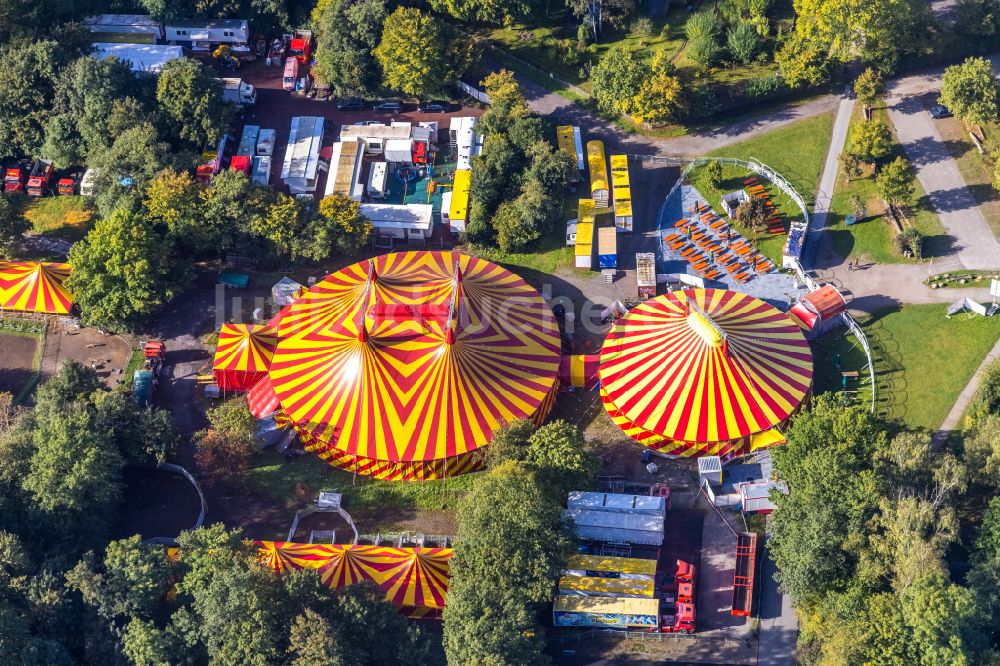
left=659, top=560, right=696, bottom=634
left=220, top=77, right=257, bottom=108
left=636, top=252, right=656, bottom=299
left=288, top=30, right=312, bottom=65
left=598, top=226, right=617, bottom=273
left=26, top=160, right=54, bottom=197
left=133, top=340, right=166, bottom=409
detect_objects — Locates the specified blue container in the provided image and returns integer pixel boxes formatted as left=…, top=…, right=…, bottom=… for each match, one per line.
left=599, top=253, right=617, bottom=269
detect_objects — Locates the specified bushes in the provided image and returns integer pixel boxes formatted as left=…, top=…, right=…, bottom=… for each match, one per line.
left=727, top=22, right=759, bottom=64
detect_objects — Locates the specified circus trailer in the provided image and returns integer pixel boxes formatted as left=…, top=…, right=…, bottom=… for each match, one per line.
left=567, top=491, right=666, bottom=517
left=636, top=252, right=656, bottom=299
left=366, top=161, right=388, bottom=198
left=237, top=125, right=260, bottom=156
left=85, top=14, right=164, bottom=43
left=598, top=226, right=617, bottom=271
left=165, top=19, right=250, bottom=52
left=281, top=116, right=324, bottom=194
left=251, top=156, right=270, bottom=186
left=732, top=532, right=757, bottom=617
left=229, top=155, right=251, bottom=175
left=256, top=129, right=276, bottom=156
left=558, top=574, right=655, bottom=598
left=553, top=596, right=660, bottom=630
left=564, top=507, right=665, bottom=546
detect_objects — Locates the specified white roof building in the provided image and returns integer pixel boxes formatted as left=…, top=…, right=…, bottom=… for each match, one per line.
left=93, top=43, right=184, bottom=74
left=85, top=14, right=164, bottom=41
left=165, top=19, right=249, bottom=50
left=566, top=492, right=666, bottom=516
left=564, top=507, right=665, bottom=546
left=280, top=116, right=325, bottom=195
left=362, top=203, right=434, bottom=240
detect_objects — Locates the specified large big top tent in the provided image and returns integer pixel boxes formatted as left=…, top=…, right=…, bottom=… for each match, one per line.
left=599, top=288, right=813, bottom=458
left=0, top=262, right=73, bottom=315
left=256, top=541, right=453, bottom=617
left=227, top=251, right=562, bottom=480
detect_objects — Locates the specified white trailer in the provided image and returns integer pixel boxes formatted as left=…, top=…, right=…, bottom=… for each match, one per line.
left=366, top=162, right=388, bottom=199
left=564, top=508, right=665, bottom=546
left=93, top=43, right=183, bottom=74
left=362, top=203, right=433, bottom=240
left=324, top=140, right=365, bottom=201
left=280, top=116, right=325, bottom=195
left=256, top=129, right=276, bottom=156
left=251, top=156, right=271, bottom=186
left=220, top=78, right=256, bottom=108
left=384, top=139, right=413, bottom=164
left=79, top=169, right=99, bottom=196
left=85, top=14, right=163, bottom=42
left=567, top=492, right=666, bottom=516
left=165, top=19, right=250, bottom=52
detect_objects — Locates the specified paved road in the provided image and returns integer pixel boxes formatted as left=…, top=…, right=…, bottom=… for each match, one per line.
left=885, top=94, right=1000, bottom=270
left=506, top=64, right=840, bottom=157
left=756, top=543, right=797, bottom=666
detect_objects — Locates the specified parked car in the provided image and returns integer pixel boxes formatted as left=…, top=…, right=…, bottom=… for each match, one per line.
left=373, top=99, right=403, bottom=112
left=418, top=99, right=451, bottom=113
left=336, top=97, right=366, bottom=111
left=929, top=104, right=952, bottom=119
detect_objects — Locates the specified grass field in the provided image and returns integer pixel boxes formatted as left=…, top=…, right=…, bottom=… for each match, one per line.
left=814, top=304, right=1000, bottom=430
left=24, top=196, right=93, bottom=242
left=685, top=112, right=835, bottom=263
left=244, top=451, right=480, bottom=525
left=827, top=106, right=945, bottom=264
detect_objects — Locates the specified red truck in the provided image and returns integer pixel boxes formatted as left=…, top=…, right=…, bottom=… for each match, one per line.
left=288, top=30, right=312, bottom=65
left=4, top=161, right=30, bottom=193
left=26, top=160, right=54, bottom=197
left=659, top=560, right=696, bottom=634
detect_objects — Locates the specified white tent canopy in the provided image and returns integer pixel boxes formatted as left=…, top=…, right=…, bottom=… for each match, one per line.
left=93, top=43, right=184, bottom=73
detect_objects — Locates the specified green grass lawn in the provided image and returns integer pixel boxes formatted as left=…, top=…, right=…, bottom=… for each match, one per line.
left=23, top=196, right=93, bottom=242
left=685, top=112, right=834, bottom=263
left=816, top=305, right=1000, bottom=430
left=243, top=451, right=480, bottom=531
left=827, top=106, right=945, bottom=264
left=121, top=349, right=146, bottom=388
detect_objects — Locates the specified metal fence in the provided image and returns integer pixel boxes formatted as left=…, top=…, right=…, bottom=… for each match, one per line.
left=840, top=311, right=878, bottom=414
left=552, top=627, right=748, bottom=647
left=457, top=81, right=489, bottom=104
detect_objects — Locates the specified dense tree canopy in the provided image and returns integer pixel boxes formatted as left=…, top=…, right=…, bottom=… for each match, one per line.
left=312, top=0, right=387, bottom=98
left=939, top=56, right=1000, bottom=128
left=374, top=7, right=472, bottom=98
left=156, top=58, right=231, bottom=150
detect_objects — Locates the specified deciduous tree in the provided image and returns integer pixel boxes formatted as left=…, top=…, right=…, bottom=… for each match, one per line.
left=374, top=8, right=471, bottom=98
left=156, top=58, right=231, bottom=150
left=312, top=0, right=387, bottom=98
left=876, top=156, right=915, bottom=205
left=66, top=209, right=188, bottom=332
left=940, top=56, right=1000, bottom=129
left=0, top=196, right=27, bottom=259
left=631, top=73, right=684, bottom=125
left=591, top=46, right=648, bottom=115
left=0, top=41, right=62, bottom=157
left=854, top=67, right=884, bottom=114
left=850, top=119, right=892, bottom=164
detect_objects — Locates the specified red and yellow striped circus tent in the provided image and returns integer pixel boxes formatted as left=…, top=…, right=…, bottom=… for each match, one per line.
left=213, top=323, right=278, bottom=391
left=0, top=261, right=73, bottom=315
left=238, top=251, right=562, bottom=480
left=256, top=541, right=453, bottom=617
left=599, top=288, right=813, bottom=458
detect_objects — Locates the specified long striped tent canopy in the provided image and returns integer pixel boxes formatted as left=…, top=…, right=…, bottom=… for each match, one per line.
left=264, top=251, right=561, bottom=477
left=256, top=541, right=453, bottom=616
left=599, top=288, right=812, bottom=457
left=0, top=261, right=73, bottom=314
left=213, top=323, right=278, bottom=391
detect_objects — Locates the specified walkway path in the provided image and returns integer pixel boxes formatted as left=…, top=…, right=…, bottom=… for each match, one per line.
left=885, top=94, right=1000, bottom=270
left=935, top=335, right=1000, bottom=441
left=802, top=86, right=855, bottom=268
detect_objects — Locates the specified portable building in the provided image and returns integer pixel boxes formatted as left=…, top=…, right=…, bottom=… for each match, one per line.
left=587, top=141, right=609, bottom=208
left=280, top=116, right=325, bottom=195
left=384, top=139, right=413, bottom=164
left=237, top=125, right=260, bottom=156
left=598, top=226, right=617, bottom=270
left=566, top=492, right=665, bottom=516
left=324, top=140, right=364, bottom=201
left=361, top=203, right=433, bottom=240
left=563, top=554, right=657, bottom=580
left=256, top=129, right=276, bottom=156
left=553, top=596, right=659, bottom=629
left=558, top=575, right=655, bottom=598
left=85, top=14, right=163, bottom=42
left=575, top=199, right=596, bottom=270
left=366, top=162, right=388, bottom=199
left=251, top=156, right=270, bottom=186
left=165, top=19, right=250, bottom=51
left=610, top=154, right=633, bottom=233
left=448, top=169, right=471, bottom=234
left=737, top=481, right=788, bottom=515
left=564, top=508, right=664, bottom=546
left=93, top=43, right=184, bottom=74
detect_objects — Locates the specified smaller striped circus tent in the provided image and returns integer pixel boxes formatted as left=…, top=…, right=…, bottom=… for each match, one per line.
left=256, top=541, right=453, bottom=618
left=0, top=261, right=73, bottom=314
left=599, top=288, right=813, bottom=458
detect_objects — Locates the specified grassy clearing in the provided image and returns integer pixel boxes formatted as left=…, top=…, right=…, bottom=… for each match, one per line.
left=121, top=349, right=145, bottom=388
left=685, top=112, right=834, bottom=263
left=934, top=116, right=1000, bottom=238
left=826, top=106, right=945, bottom=264
left=23, top=196, right=93, bottom=242
left=815, top=305, right=1000, bottom=430
left=243, top=451, right=480, bottom=518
